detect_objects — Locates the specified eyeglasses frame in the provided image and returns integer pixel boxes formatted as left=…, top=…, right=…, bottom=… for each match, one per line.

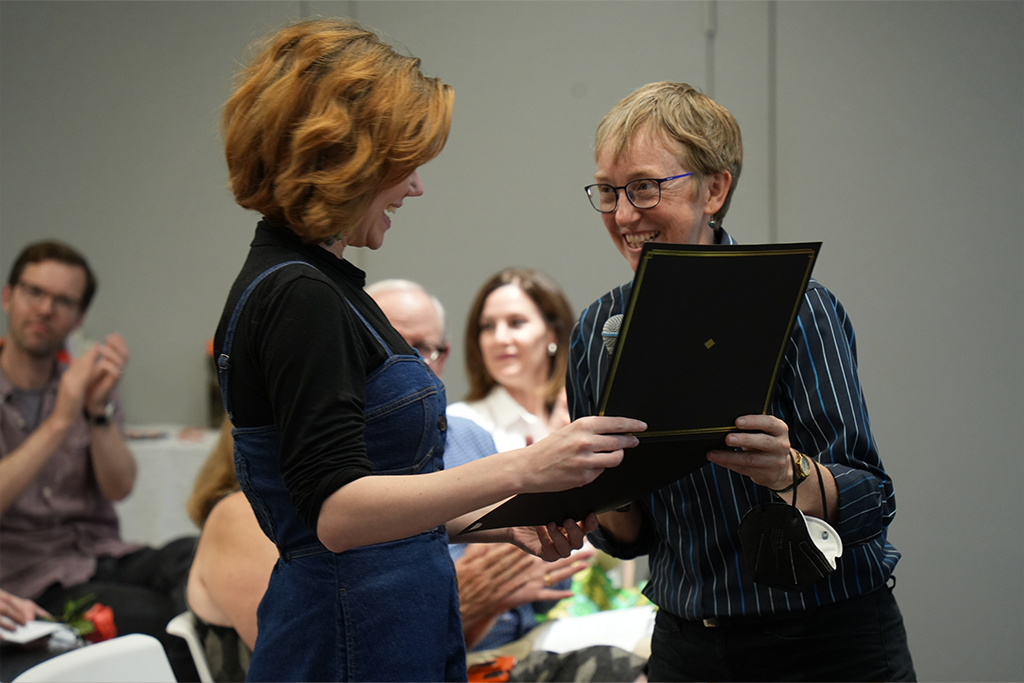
left=584, top=172, right=695, bottom=214
left=14, top=280, right=83, bottom=316
left=414, top=342, right=449, bottom=367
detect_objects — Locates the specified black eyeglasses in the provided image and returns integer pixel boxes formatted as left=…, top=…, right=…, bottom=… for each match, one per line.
left=584, top=172, right=694, bottom=213
left=15, top=281, right=82, bottom=316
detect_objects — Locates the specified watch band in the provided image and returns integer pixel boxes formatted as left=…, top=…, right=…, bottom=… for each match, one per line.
left=84, top=402, right=115, bottom=427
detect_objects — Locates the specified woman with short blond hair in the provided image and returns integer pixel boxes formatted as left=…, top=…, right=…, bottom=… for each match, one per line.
left=575, top=81, right=915, bottom=682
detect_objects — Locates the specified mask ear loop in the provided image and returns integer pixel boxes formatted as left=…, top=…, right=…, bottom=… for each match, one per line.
left=787, top=450, right=799, bottom=508
left=788, top=452, right=828, bottom=520
left=812, top=458, right=827, bottom=518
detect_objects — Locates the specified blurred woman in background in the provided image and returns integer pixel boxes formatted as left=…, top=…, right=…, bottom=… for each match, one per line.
left=449, top=268, right=576, bottom=452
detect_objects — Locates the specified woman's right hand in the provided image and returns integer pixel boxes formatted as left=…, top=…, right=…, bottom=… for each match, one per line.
left=518, top=416, right=646, bottom=494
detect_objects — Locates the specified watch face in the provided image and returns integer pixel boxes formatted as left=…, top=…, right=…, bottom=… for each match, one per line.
left=798, top=454, right=812, bottom=478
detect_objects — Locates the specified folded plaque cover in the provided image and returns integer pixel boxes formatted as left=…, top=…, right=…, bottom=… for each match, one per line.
left=460, top=241, right=821, bottom=533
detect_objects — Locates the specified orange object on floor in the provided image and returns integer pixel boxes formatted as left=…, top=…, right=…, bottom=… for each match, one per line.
left=467, top=656, right=517, bottom=682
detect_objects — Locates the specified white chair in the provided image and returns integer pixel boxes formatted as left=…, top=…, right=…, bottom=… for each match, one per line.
left=165, top=611, right=214, bottom=683
left=12, top=633, right=176, bottom=682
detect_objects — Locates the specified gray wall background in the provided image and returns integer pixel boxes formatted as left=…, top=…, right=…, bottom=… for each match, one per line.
left=1, top=2, right=1021, bottom=680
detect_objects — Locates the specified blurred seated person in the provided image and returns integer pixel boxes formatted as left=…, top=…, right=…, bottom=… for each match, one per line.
left=185, top=419, right=270, bottom=681
left=0, top=240, right=195, bottom=682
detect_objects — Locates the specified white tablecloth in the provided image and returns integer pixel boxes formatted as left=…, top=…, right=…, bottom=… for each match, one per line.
left=529, top=605, right=656, bottom=656
left=114, top=425, right=218, bottom=546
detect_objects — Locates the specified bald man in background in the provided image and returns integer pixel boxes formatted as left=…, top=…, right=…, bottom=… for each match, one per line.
left=366, top=279, right=452, bottom=380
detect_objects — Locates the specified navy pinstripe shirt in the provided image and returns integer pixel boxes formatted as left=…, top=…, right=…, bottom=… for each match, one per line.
left=569, top=231, right=901, bottom=620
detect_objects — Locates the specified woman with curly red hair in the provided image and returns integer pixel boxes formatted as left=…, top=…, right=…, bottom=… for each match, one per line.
left=214, top=19, right=644, bottom=682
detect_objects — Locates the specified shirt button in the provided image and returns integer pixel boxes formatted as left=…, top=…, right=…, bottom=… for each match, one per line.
left=42, top=487, right=52, bottom=498
left=438, top=414, right=447, bottom=432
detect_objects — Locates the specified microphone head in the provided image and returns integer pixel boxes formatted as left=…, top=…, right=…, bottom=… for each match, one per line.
left=601, top=314, right=623, bottom=357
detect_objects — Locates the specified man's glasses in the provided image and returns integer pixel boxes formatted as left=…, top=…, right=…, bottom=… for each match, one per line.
left=15, top=281, right=82, bottom=316
left=584, top=172, right=694, bottom=213
left=413, top=343, right=448, bottom=366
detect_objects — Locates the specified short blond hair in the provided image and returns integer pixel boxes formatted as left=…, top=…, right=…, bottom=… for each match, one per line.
left=222, top=19, right=454, bottom=242
left=595, top=82, right=742, bottom=226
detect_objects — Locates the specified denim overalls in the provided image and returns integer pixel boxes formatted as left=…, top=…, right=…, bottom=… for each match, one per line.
left=218, top=261, right=466, bottom=682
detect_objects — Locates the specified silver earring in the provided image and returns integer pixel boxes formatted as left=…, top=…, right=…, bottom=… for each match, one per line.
left=708, top=217, right=717, bottom=231
left=323, top=236, right=336, bottom=246
left=547, top=342, right=558, bottom=356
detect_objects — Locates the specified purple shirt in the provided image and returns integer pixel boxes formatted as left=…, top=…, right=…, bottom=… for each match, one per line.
left=0, top=355, right=139, bottom=599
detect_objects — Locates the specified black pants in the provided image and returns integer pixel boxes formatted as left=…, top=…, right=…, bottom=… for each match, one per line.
left=648, top=582, right=916, bottom=682
left=23, top=536, right=198, bottom=682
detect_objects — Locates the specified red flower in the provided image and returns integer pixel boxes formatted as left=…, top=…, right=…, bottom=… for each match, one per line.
left=81, top=603, right=117, bottom=643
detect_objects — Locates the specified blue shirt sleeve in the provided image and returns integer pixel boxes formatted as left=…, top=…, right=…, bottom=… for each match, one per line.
left=773, top=282, right=895, bottom=545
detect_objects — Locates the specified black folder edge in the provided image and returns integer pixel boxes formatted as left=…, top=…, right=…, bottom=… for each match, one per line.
left=458, top=241, right=821, bottom=535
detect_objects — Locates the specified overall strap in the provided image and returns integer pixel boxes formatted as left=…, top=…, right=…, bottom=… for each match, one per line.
left=342, top=298, right=393, bottom=357
left=216, top=260, right=310, bottom=421
left=217, top=258, right=395, bottom=420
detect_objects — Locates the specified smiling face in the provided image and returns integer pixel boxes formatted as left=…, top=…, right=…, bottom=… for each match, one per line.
left=478, top=284, right=556, bottom=397
left=345, top=170, right=425, bottom=249
left=1, top=260, right=86, bottom=359
left=595, top=129, right=727, bottom=272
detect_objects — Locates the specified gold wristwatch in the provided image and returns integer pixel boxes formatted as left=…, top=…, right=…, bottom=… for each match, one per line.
left=771, top=449, right=811, bottom=493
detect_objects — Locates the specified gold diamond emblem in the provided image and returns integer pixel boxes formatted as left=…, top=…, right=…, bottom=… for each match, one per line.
left=705, top=339, right=716, bottom=349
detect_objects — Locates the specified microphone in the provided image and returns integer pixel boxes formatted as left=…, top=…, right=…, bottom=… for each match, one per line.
left=601, top=314, right=623, bottom=357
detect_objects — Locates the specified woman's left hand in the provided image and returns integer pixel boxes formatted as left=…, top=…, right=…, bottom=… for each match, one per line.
left=706, top=415, right=793, bottom=490
left=507, top=514, right=599, bottom=561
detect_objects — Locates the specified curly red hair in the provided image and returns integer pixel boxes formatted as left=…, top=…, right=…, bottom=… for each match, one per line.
left=222, top=19, right=453, bottom=242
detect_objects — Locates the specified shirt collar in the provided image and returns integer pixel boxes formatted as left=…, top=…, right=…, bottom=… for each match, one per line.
left=0, top=342, right=61, bottom=403
left=481, top=386, right=546, bottom=432
left=254, top=220, right=368, bottom=288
